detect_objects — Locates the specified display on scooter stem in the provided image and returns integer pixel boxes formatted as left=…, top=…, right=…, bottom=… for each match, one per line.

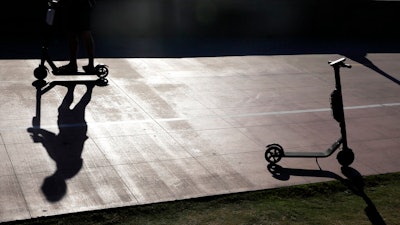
left=34, top=0, right=109, bottom=85
left=264, top=58, right=354, bottom=167
left=46, top=0, right=59, bottom=26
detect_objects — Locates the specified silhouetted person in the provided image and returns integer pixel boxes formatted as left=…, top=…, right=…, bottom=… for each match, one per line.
left=28, top=83, right=94, bottom=202
left=58, top=0, right=96, bottom=74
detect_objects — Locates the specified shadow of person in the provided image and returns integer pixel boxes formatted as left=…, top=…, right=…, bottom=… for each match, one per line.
left=267, top=163, right=386, bottom=225
left=28, top=82, right=95, bottom=202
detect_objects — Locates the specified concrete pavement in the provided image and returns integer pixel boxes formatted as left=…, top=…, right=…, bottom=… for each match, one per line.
left=1, top=51, right=399, bottom=222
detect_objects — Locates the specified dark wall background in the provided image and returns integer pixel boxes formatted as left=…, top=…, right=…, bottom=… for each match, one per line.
left=2, top=0, right=400, bottom=40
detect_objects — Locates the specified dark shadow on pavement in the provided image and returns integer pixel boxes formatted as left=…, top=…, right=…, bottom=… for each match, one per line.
left=27, top=79, right=97, bottom=202
left=267, top=163, right=386, bottom=225
left=341, top=51, right=400, bottom=85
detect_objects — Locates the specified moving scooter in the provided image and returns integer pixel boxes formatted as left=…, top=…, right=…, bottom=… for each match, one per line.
left=264, top=58, right=355, bottom=167
left=33, top=0, right=109, bottom=85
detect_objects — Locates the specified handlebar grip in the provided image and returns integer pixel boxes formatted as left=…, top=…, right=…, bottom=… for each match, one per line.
left=329, top=57, right=352, bottom=68
left=343, top=63, right=352, bottom=68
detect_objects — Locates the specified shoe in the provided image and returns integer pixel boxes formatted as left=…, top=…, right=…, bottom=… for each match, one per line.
left=83, top=65, right=96, bottom=74
left=57, top=64, right=77, bottom=74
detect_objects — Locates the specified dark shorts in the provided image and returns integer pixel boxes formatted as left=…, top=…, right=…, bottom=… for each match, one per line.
left=62, top=7, right=92, bottom=32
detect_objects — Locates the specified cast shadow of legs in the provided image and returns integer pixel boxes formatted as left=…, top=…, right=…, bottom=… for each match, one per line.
left=28, top=81, right=95, bottom=202
left=267, top=163, right=386, bottom=225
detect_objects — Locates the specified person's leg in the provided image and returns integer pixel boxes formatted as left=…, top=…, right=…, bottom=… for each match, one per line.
left=59, top=32, right=79, bottom=73
left=67, top=32, right=79, bottom=68
left=81, top=30, right=95, bottom=70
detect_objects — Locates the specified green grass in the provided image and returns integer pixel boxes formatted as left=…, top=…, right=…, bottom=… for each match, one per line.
left=5, top=172, right=400, bottom=225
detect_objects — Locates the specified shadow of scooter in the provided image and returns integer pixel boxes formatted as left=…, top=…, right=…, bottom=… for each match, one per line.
left=267, top=163, right=386, bottom=225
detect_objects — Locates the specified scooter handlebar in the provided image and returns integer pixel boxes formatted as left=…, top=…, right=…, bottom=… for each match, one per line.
left=329, top=57, right=352, bottom=68
left=48, top=0, right=60, bottom=7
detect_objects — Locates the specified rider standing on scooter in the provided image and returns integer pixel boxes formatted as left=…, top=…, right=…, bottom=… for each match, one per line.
left=58, top=0, right=96, bottom=74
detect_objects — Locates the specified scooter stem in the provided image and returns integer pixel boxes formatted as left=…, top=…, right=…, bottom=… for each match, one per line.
left=330, top=58, right=351, bottom=151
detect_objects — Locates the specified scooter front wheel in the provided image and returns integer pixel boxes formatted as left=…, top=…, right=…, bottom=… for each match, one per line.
left=95, top=64, right=109, bottom=78
left=265, top=144, right=284, bottom=164
left=337, top=149, right=354, bottom=167
left=34, top=65, right=48, bottom=80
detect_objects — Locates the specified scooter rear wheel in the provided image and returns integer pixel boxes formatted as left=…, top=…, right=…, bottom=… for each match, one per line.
left=95, top=65, right=109, bottom=78
left=34, top=65, right=48, bottom=80
left=265, top=144, right=284, bottom=164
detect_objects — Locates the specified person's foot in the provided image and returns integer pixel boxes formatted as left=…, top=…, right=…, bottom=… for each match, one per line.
left=57, top=63, right=77, bottom=74
left=83, top=65, right=96, bottom=74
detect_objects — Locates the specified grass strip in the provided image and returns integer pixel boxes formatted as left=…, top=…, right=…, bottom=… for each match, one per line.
left=5, top=172, right=400, bottom=225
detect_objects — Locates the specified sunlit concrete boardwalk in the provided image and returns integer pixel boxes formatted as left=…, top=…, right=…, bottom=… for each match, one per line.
left=1, top=50, right=399, bottom=222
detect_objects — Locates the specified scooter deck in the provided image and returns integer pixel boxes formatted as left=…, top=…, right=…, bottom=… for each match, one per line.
left=283, top=138, right=342, bottom=158
left=52, top=64, right=108, bottom=76
left=52, top=71, right=99, bottom=76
